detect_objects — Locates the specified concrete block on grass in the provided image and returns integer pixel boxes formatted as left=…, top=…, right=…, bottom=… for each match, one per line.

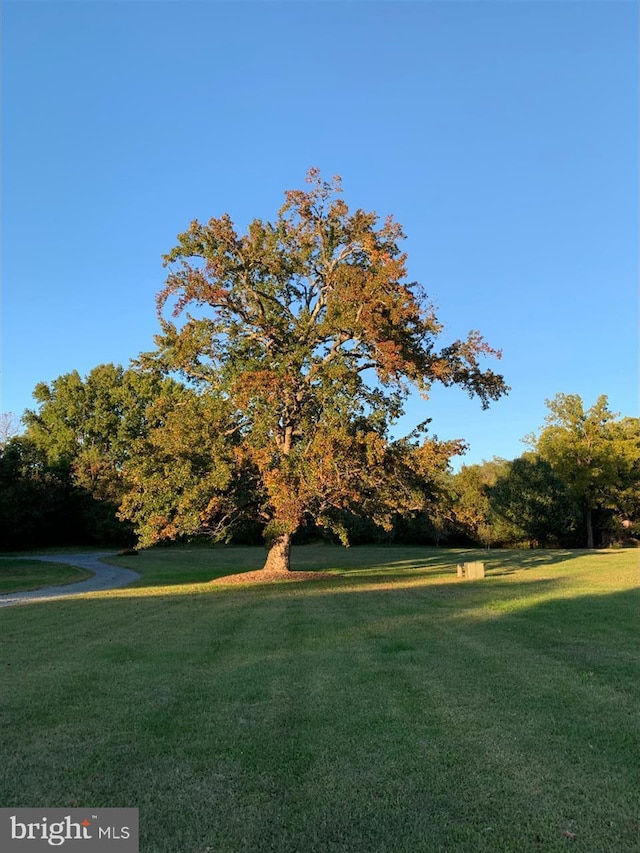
left=457, top=561, right=485, bottom=580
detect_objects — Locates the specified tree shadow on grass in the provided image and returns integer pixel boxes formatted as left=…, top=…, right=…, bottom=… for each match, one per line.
left=106, top=544, right=617, bottom=591
left=290, top=546, right=605, bottom=581
left=482, top=548, right=614, bottom=576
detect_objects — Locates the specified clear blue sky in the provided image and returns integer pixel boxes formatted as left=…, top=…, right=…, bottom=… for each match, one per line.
left=2, top=1, right=637, bottom=466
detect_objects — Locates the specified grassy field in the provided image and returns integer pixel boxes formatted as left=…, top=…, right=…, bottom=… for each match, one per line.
left=1, top=545, right=638, bottom=852
left=0, top=558, right=92, bottom=593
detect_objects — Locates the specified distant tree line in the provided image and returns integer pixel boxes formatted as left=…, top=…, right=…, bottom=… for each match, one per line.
left=1, top=366, right=638, bottom=552
left=0, top=365, right=175, bottom=550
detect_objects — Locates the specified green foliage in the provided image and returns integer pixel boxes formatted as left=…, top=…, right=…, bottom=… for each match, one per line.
left=0, top=436, right=126, bottom=550
left=3, top=363, right=179, bottom=549
left=527, top=394, right=640, bottom=547
left=488, top=454, right=577, bottom=547
left=450, top=459, right=523, bottom=547
left=0, top=437, right=69, bottom=549
left=127, top=170, right=507, bottom=563
left=120, top=386, right=264, bottom=548
left=446, top=397, right=639, bottom=551
left=24, top=363, right=176, bottom=504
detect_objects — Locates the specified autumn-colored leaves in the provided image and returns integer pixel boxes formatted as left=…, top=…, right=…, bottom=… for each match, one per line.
left=128, top=170, right=508, bottom=568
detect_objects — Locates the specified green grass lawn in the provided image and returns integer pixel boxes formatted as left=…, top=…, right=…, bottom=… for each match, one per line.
left=0, top=558, right=92, bottom=593
left=1, top=545, right=638, bottom=852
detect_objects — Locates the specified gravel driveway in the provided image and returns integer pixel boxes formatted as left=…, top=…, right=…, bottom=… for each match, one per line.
left=0, top=553, right=140, bottom=608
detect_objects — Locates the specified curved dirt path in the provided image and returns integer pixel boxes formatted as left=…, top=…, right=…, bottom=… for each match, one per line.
left=0, top=553, right=140, bottom=608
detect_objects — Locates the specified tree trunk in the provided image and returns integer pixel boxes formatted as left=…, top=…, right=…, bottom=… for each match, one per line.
left=262, top=532, right=292, bottom=573
left=586, top=507, right=594, bottom=549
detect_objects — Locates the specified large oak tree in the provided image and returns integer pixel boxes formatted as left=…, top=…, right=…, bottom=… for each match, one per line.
left=125, top=170, right=508, bottom=572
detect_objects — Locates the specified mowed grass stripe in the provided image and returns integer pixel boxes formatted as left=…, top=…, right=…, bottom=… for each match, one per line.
left=1, top=546, right=638, bottom=852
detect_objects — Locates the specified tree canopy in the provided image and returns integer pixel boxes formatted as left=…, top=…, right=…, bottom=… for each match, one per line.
left=24, top=363, right=175, bottom=506
left=0, top=364, right=178, bottom=549
left=487, top=454, right=575, bottom=547
left=123, top=170, right=508, bottom=571
left=527, top=394, right=640, bottom=547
